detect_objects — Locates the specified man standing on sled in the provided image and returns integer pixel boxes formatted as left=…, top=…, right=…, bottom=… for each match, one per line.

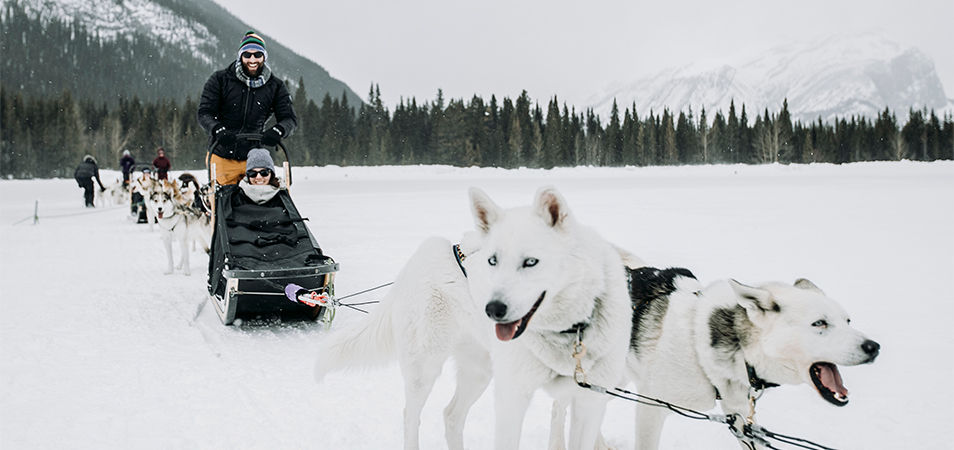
left=197, top=31, right=297, bottom=185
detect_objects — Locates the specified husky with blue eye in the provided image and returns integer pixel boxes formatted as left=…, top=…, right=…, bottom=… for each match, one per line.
left=314, top=186, right=635, bottom=450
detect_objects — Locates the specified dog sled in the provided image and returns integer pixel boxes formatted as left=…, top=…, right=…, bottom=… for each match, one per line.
left=207, top=136, right=339, bottom=325
left=130, top=163, right=155, bottom=223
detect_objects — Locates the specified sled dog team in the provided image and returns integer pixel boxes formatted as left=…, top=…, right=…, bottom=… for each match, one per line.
left=314, top=186, right=880, bottom=450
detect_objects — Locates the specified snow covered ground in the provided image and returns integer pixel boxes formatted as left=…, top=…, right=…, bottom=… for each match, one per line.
left=1, top=161, right=952, bottom=449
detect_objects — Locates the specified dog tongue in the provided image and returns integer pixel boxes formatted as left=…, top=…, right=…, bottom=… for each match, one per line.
left=819, top=364, right=848, bottom=397
left=495, top=320, right=521, bottom=341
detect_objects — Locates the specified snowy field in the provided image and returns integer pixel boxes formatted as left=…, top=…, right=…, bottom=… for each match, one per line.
left=1, top=161, right=952, bottom=449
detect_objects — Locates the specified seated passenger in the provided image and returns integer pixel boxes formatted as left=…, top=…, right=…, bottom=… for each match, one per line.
left=237, top=148, right=282, bottom=206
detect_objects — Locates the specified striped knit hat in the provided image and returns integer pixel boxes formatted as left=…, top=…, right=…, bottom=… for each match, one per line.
left=237, top=31, right=267, bottom=62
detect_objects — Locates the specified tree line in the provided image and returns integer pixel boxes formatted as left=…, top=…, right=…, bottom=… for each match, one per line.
left=1, top=82, right=952, bottom=179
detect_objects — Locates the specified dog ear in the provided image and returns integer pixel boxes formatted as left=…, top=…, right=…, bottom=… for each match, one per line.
left=469, top=187, right=501, bottom=234
left=533, top=186, right=571, bottom=229
left=794, top=278, right=825, bottom=294
left=729, top=279, right=779, bottom=317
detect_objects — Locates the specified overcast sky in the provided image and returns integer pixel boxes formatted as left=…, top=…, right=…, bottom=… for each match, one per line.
left=214, top=0, right=953, bottom=110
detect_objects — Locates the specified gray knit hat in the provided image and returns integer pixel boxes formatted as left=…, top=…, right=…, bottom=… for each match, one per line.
left=245, top=148, right=274, bottom=172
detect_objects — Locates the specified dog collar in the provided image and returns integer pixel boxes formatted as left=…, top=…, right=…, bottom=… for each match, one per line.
left=746, top=363, right=780, bottom=391
left=560, top=322, right=589, bottom=335
left=453, top=244, right=467, bottom=277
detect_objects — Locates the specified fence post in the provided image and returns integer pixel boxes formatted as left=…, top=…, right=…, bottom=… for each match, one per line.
left=33, top=200, right=38, bottom=225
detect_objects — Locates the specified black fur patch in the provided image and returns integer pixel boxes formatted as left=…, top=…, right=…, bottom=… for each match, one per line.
left=629, top=266, right=696, bottom=354
left=709, top=306, right=748, bottom=352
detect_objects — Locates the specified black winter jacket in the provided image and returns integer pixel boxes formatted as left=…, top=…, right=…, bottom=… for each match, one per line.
left=197, top=61, right=298, bottom=161
left=74, top=160, right=104, bottom=188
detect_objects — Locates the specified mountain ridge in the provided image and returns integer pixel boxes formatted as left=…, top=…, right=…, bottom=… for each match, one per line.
left=4, top=0, right=364, bottom=108
left=584, top=34, right=952, bottom=124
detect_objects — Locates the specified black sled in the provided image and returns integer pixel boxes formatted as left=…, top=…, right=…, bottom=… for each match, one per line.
left=206, top=139, right=338, bottom=325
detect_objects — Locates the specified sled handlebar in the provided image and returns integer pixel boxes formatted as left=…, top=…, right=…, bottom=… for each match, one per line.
left=211, top=133, right=292, bottom=186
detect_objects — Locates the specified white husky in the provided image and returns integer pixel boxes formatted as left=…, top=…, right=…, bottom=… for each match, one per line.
left=550, top=266, right=881, bottom=450
left=145, top=180, right=211, bottom=276
left=314, top=187, right=633, bottom=450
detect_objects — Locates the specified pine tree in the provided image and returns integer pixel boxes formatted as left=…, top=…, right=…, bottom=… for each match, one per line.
left=675, top=110, right=697, bottom=164
left=585, top=110, right=602, bottom=166
left=726, top=100, right=740, bottom=163
left=604, top=100, right=622, bottom=166
left=542, top=97, right=562, bottom=169
left=698, top=107, right=709, bottom=163
left=777, top=99, right=795, bottom=163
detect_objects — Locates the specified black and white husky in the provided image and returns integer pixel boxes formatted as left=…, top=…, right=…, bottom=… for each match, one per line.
left=314, top=187, right=633, bottom=450
left=550, top=267, right=881, bottom=450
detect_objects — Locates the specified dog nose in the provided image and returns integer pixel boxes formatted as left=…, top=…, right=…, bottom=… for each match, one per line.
left=485, top=300, right=508, bottom=321
left=861, top=339, right=880, bottom=356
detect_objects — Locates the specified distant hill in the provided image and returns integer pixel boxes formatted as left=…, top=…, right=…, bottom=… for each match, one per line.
left=1, top=0, right=364, bottom=108
left=584, top=34, right=953, bottom=124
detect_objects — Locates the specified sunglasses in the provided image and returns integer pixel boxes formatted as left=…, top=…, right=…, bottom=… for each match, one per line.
left=246, top=168, right=272, bottom=178
left=241, top=51, right=264, bottom=59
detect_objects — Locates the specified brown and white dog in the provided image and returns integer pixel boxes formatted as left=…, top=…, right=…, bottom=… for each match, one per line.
left=145, top=180, right=211, bottom=275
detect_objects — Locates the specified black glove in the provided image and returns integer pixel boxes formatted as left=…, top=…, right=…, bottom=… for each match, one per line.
left=262, top=125, right=284, bottom=147
left=214, top=126, right=236, bottom=146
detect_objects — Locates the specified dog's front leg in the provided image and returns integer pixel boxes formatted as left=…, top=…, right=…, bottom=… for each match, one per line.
left=163, top=233, right=175, bottom=275
left=716, top=383, right=767, bottom=450
left=549, top=400, right=567, bottom=450
left=550, top=399, right=615, bottom=450
left=177, top=227, right=191, bottom=276
left=493, top=378, right=532, bottom=450
left=492, top=354, right=538, bottom=450
left=634, top=402, right=669, bottom=450
left=567, top=389, right=609, bottom=450
left=444, top=340, right=492, bottom=450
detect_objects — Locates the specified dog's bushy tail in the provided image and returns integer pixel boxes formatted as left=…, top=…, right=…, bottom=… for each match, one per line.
left=314, top=293, right=397, bottom=382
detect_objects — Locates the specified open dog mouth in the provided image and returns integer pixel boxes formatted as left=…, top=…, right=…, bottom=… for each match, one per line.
left=495, top=292, right=545, bottom=342
left=810, top=362, right=849, bottom=406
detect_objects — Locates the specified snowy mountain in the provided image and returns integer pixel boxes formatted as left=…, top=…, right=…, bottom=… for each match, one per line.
left=16, top=0, right=219, bottom=65
left=5, top=0, right=363, bottom=106
left=584, top=34, right=953, bottom=124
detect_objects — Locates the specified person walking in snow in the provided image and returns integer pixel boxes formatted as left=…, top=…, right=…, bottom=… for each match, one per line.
left=152, top=147, right=171, bottom=181
left=74, top=155, right=106, bottom=208
left=197, top=30, right=297, bottom=185
left=119, top=150, right=135, bottom=187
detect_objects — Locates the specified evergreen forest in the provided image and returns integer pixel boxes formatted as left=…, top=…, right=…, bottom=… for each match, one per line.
left=2, top=83, right=952, bottom=179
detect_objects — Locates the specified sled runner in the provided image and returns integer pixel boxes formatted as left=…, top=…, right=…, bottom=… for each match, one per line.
left=207, top=137, right=338, bottom=325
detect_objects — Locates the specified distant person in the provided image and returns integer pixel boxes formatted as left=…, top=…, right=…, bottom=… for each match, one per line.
left=152, top=147, right=171, bottom=180
left=74, top=155, right=106, bottom=208
left=119, top=150, right=135, bottom=187
left=197, top=30, right=297, bottom=185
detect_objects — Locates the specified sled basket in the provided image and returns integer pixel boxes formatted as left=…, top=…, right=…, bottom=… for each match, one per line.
left=207, top=183, right=338, bottom=325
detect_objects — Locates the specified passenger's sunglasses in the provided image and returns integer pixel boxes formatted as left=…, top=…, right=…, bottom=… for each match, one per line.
left=246, top=168, right=272, bottom=179
left=241, top=51, right=264, bottom=59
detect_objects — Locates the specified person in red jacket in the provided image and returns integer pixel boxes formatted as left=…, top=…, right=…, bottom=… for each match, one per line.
left=152, top=147, right=171, bottom=180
